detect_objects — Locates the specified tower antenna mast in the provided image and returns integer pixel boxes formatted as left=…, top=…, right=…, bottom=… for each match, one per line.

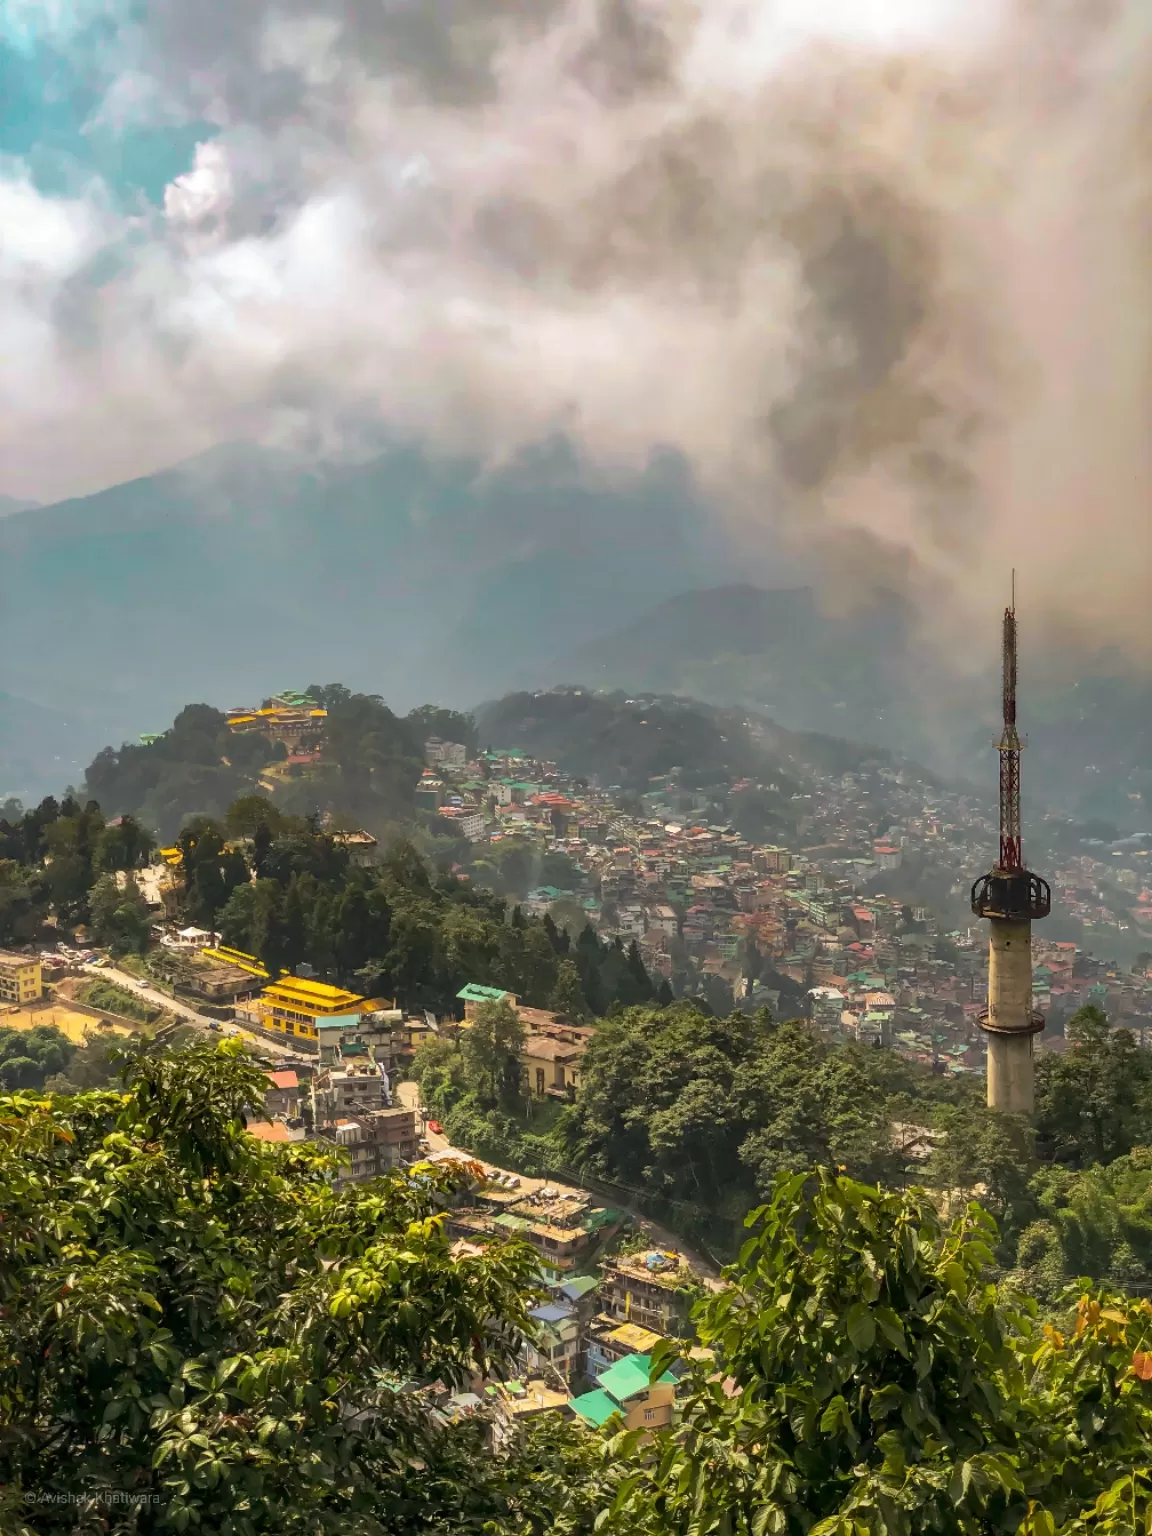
left=999, top=574, right=1022, bottom=871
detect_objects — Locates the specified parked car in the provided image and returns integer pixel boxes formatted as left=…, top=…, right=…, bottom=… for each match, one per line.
left=426, top=1119, right=443, bottom=1135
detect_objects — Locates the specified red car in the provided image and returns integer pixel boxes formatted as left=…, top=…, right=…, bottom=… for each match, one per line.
left=426, top=1119, right=443, bottom=1135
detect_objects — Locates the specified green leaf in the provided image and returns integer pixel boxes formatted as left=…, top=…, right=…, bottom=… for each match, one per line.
left=846, top=1303, right=875, bottom=1352
left=820, top=1395, right=851, bottom=1435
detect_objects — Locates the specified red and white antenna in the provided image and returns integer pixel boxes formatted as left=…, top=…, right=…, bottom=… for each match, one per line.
left=998, top=571, right=1023, bottom=871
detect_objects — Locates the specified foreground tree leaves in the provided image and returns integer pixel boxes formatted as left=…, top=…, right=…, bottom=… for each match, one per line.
left=0, top=1038, right=588, bottom=1534
left=573, top=1171, right=1152, bottom=1536
left=6, top=1045, right=1152, bottom=1536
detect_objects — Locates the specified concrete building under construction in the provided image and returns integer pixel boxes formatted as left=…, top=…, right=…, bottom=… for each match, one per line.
left=971, top=592, right=1051, bottom=1114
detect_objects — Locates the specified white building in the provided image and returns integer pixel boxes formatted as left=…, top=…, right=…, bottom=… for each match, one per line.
left=425, top=738, right=468, bottom=769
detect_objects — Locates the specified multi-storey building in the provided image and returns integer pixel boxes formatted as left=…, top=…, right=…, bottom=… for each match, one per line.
left=0, top=952, right=42, bottom=1007
left=600, top=1251, right=703, bottom=1338
left=257, top=976, right=366, bottom=1042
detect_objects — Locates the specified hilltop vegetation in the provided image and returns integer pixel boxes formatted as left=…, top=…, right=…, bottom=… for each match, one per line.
left=81, top=688, right=475, bottom=843
left=71, top=677, right=914, bottom=848
left=5, top=1039, right=1152, bottom=1534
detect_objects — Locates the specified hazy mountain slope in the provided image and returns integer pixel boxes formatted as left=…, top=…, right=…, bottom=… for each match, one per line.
left=0, top=692, right=87, bottom=803
left=0, top=440, right=744, bottom=796
left=547, top=586, right=1150, bottom=828
left=474, top=687, right=898, bottom=794
left=550, top=584, right=928, bottom=752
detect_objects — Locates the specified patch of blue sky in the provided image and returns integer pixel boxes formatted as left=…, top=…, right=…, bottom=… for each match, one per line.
left=0, top=5, right=215, bottom=205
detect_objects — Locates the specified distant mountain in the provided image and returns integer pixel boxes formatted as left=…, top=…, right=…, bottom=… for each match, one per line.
left=0, top=496, right=39, bottom=518
left=0, top=439, right=749, bottom=796
left=549, top=584, right=932, bottom=751
left=545, top=585, right=1151, bottom=829
left=0, top=692, right=87, bottom=804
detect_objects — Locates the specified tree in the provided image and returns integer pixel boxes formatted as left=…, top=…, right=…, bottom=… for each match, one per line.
left=0, top=1038, right=581, bottom=1535
left=89, top=872, right=151, bottom=956
left=404, top=705, right=478, bottom=756
left=0, top=1024, right=74, bottom=1089
left=177, top=818, right=250, bottom=927
left=1035, top=1005, right=1152, bottom=1166
left=411, top=1034, right=469, bottom=1121
left=585, top=1170, right=1152, bottom=1536
left=96, top=814, right=155, bottom=873
left=548, top=959, right=588, bottom=1020
left=926, top=1102, right=1038, bottom=1259
left=462, top=998, right=525, bottom=1109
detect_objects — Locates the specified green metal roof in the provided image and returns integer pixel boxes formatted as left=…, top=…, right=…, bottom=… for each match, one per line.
left=456, top=983, right=512, bottom=1002
left=596, top=1353, right=676, bottom=1404
left=570, top=1389, right=621, bottom=1428
left=493, top=1213, right=534, bottom=1232
left=560, top=1274, right=600, bottom=1299
left=581, top=1206, right=624, bottom=1232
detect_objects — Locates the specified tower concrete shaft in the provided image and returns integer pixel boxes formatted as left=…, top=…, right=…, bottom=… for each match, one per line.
left=971, top=589, right=1050, bottom=1115
left=985, top=917, right=1041, bottom=1113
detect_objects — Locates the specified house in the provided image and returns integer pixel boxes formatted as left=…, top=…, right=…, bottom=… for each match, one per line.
left=437, top=808, right=488, bottom=842
left=333, top=830, right=379, bottom=868
left=457, top=983, right=517, bottom=1020
left=264, top=1069, right=300, bottom=1118
left=447, top=1187, right=624, bottom=1279
left=600, top=1250, right=704, bottom=1338
left=312, top=1060, right=389, bottom=1124
left=489, top=1379, right=572, bottom=1445
left=569, top=1353, right=678, bottom=1434
left=245, top=1118, right=308, bottom=1145
left=521, top=1032, right=586, bottom=1097
left=0, top=950, right=42, bottom=1006
left=523, top=1299, right=581, bottom=1382
left=808, top=986, right=846, bottom=1030
left=316, top=1106, right=420, bottom=1185
left=425, top=738, right=468, bottom=769
left=257, top=976, right=367, bottom=1042
left=585, top=1316, right=666, bottom=1379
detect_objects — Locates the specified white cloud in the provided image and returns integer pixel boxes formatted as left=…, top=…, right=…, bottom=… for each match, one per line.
left=164, top=141, right=234, bottom=233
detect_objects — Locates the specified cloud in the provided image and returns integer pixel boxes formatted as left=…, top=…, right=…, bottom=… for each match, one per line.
left=0, top=0, right=1149, bottom=663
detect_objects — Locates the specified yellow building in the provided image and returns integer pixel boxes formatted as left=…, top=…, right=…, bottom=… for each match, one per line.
left=257, top=976, right=366, bottom=1040
left=0, top=952, right=43, bottom=1007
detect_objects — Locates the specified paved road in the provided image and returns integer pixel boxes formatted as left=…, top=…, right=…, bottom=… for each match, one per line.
left=92, top=965, right=301, bottom=1060
left=396, top=1080, right=450, bottom=1151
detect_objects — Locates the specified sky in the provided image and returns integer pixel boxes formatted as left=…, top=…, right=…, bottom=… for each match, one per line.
left=0, top=0, right=1149, bottom=665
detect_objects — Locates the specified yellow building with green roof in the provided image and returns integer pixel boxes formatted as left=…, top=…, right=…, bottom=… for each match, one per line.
left=257, top=976, right=366, bottom=1040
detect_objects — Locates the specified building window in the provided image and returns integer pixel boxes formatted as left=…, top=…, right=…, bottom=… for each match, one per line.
left=644, top=1409, right=656, bottom=1423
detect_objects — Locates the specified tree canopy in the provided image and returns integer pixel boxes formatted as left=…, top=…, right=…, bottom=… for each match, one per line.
left=572, top=1170, right=1152, bottom=1536
left=0, top=1038, right=578, bottom=1534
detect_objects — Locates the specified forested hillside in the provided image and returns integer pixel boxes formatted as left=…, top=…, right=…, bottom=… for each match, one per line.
left=0, top=790, right=655, bottom=1020
left=549, top=586, right=1152, bottom=828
